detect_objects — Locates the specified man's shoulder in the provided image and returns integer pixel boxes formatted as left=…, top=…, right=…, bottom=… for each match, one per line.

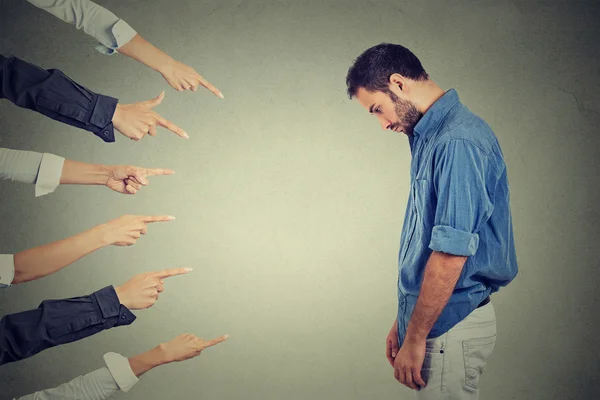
left=437, top=105, right=499, bottom=156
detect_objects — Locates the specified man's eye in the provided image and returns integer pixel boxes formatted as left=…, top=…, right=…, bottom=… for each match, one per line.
left=375, top=107, right=381, bottom=113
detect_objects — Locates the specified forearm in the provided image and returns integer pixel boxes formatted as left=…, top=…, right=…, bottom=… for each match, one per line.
left=128, top=346, right=168, bottom=377
left=12, top=226, right=107, bottom=284
left=60, top=159, right=110, bottom=185
left=405, top=251, right=466, bottom=342
left=117, top=34, right=174, bottom=73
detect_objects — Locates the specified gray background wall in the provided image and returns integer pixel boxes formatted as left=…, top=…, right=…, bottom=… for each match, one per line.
left=1, top=0, right=599, bottom=399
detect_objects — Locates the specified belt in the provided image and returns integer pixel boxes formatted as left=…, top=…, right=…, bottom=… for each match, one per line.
left=477, top=295, right=491, bottom=308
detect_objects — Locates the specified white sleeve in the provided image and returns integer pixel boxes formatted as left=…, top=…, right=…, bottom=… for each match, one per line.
left=0, top=148, right=64, bottom=197
left=14, top=353, right=139, bottom=400
left=35, top=153, right=65, bottom=197
left=25, top=0, right=138, bottom=55
left=0, top=254, right=15, bottom=288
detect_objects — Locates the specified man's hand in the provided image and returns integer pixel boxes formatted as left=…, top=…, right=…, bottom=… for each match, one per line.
left=393, top=338, right=427, bottom=391
left=158, top=333, right=229, bottom=363
left=115, top=267, right=191, bottom=310
left=105, top=165, right=175, bottom=195
left=386, top=318, right=400, bottom=367
left=112, top=91, right=188, bottom=141
left=96, top=214, right=175, bottom=246
left=158, top=59, right=223, bottom=98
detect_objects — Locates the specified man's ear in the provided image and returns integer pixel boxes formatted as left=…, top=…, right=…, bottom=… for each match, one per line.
left=389, top=73, right=406, bottom=91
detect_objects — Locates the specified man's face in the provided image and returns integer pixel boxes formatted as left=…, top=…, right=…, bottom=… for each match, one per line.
left=355, top=87, right=422, bottom=135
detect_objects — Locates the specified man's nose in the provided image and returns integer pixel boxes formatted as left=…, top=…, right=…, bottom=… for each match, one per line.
left=379, top=118, right=390, bottom=131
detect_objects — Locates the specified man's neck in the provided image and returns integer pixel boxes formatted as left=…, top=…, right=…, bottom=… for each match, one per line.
left=413, top=81, right=446, bottom=114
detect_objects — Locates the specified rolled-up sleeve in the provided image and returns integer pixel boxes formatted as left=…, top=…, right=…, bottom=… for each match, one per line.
left=35, top=152, right=65, bottom=197
left=103, top=352, right=139, bottom=392
left=15, top=352, right=138, bottom=400
left=0, top=148, right=65, bottom=197
left=26, top=0, right=137, bottom=55
left=0, top=54, right=118, bottom=142
left=429, top=139, right=494, bottom=256
left=0, top=254, right=15, bottom=288
left=0, top=286, right=136, bottom=366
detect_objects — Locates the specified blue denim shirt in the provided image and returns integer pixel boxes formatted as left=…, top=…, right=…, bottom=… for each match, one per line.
left=396, top=89, right=518, bottom=345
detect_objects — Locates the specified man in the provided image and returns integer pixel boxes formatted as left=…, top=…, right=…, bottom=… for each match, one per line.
left=346, top=43, right=518, bottom=399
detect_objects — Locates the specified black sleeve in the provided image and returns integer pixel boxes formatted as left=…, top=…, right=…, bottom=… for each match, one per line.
left=0, top=53, right=118, bottom=142
left=0, top=285, right=136, bottom=366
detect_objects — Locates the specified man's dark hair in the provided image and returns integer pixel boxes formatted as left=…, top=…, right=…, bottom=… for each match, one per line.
left=346, top=43, right=429, bottom=99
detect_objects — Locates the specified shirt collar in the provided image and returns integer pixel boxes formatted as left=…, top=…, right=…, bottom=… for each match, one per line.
left=412, top=89, right=460, bottom=139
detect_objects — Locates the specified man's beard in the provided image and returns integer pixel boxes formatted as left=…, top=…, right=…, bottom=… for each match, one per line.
left=388, top=91, right=422, bottom=135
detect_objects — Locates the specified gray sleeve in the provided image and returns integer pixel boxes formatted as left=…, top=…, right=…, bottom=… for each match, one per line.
left=14, top=367, right=120, bottom=400
left=14, top=352, right=139, bottom=400
left=25, top=0, right=138, bottom=55
left=0, top=148, right=65, bottom=196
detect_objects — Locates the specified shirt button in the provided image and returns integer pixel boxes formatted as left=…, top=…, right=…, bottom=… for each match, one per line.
left=121, top=314, right=126, bottom=319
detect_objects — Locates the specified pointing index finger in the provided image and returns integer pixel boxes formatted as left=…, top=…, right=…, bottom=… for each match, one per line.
left=198, top=75, right=223, bottom=99
left=155, top=114, right=189, bottom=139
left=154, top=267, right=193, bottom=279
left=146, top=168, right=175, bottom=177
left=142, top=215, right=175, bottom=223
left=199, top=335, right=229, bottom=350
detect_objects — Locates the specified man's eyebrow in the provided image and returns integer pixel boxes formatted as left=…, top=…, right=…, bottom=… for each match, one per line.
left=369, top=104, right=376, bottom=113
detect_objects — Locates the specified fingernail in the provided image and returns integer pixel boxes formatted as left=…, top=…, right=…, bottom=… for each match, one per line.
left=392, top=352, right=396, bottom=357
left=183, top=132, right=189, bottom=139
left=169, top=216, right=176, bottom=220
left=224, top=334, right=230, bottom=339
left=219, top=92, right=224, bottom=99
left=185, top=267, right=193, bottom=272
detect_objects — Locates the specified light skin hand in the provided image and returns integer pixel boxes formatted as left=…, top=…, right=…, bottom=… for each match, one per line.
left=394, top=338, right=427, bottom=391
left=105, top=165, right=175, bottom=195
left=112, top=91, right=189, bottom=141
left=60, top=160, right=174, bottom=195
left=128, top=334, right=229, bottom=378
left=386, top=318, right=399, bottom=367
left=115, top=267, right=192, bottom=310
left=158, top=58, right=223, bottom=97
left=159, top=333, right=230, bottom=363
left=95, top=214, right=175, bottom=247
left=115, top=34, right=223, bottom=97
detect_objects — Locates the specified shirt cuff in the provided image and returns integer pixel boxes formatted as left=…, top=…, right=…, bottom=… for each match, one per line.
left=93, top=286, right=136, bottom=325
left=95, top=19, right=137, bottom=55
left=35, top=153, right=65, bottom=197
left=89, top=94, right=117, bottom=143
left=429, top=225, right=480, bottom=256
left=103, top=352, right=139, bottom=392
left=0, top=254, right=15, bottom=288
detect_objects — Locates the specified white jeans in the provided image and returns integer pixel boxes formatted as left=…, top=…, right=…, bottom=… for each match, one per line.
left=415, top=302, right=497, bottom=400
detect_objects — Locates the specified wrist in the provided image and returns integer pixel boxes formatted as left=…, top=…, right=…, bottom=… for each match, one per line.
left=128, top=346, right=166, bottom=378
left=404, top=327, right=427, bottom=344
left=112, top=103, right=122, bottom=124
left=89, top=223, right=113, bottom=248
left=156, top=55, right=177, bottom=74
left=114, top=285, right=130, bottom=309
